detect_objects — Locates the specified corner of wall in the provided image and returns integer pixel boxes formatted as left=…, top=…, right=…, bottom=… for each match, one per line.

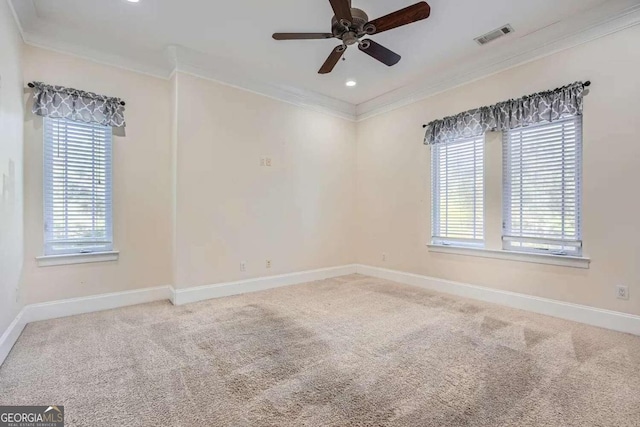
left=169, top=71, right=179, bottom=288
left=0, top=0, right=26, bottom=350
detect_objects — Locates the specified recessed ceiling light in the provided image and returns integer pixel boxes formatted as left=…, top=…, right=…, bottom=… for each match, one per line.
left=127, top=0, right=140, bottom=3
left=345, top=80, right=357, bottom=87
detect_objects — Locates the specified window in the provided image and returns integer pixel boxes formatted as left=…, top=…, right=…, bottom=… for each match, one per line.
left=431, top=135, right=484, bottom=247
left=44, top=117, right=113, bottom=255
left=503, top=117, right=582, bottom=256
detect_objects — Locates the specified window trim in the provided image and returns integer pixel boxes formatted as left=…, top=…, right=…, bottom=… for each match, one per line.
left=427, top=118, right=588, bottom=269
left=427, top=244, right=590, bottom=269
left=41, top=117, right=115, bottom=260
left=36, top=251, right=120, bottom=267
left=502, top=117, right=583, bottom=256
left=431, top=134, right=486, bottom=248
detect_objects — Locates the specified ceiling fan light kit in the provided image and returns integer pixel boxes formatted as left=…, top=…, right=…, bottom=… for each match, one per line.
left=272, top=0, right=431, bottom=74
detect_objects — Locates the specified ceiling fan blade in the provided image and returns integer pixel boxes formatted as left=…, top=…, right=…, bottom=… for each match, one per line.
left=328, top=0, right=353, bottom=22
left=318, top=45, right=346, bottom=74
left=366, top=2, right=431, bottom=35
left=272, top=33, right=334, bottom=40
left=358, top=40, right=401, bottom=66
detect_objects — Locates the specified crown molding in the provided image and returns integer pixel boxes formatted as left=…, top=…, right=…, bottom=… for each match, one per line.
left=9, top=0, right=640, bottom=123
left=18, top=32, right=357, bottom=121
left=174, top=65, right=357, bottom=121
left=9, top=0, right=171, bottom=78
left=5, top=0, right=25, bottom=41
left=356, top=1, right=640, bottom=121
left=21, top=32, right=172, bottom=80
left=169, top=44, right=356, bottom=121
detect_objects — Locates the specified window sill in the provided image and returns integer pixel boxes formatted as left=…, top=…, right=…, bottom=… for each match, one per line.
left=36, top=251, right=119, bottom=267
left=427, top=244, right=590, bottom=269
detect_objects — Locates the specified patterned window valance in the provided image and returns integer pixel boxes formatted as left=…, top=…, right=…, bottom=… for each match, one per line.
left=29, top=81, right=126, bottom=128
left=424, top=82, right=586, bottom=145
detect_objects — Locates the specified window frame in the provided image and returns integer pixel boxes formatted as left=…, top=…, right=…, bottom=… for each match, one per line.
left=431, top=134, right=486, bottom=249
left=43, top=117, right=114, bottom=257
left=502, top=117, right=583, bottom=257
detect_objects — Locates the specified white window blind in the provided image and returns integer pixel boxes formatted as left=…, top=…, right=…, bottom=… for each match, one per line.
left=431, top=135, right=484, bottom=247
left=44, top=117, right=113, bottom=255
left=503, top=117, right=582, bottom=255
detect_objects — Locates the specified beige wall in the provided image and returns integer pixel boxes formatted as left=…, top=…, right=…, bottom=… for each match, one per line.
left=0, top=0, right=25, bottom=332
left=14, top=23, right=639, bottom=318
left=21, top=46, right=173, bottom=304
left=19, top=49, right=356, bottom=301
left=172, top=72, right=357, bottom=288
left=356, top=25, right=640, bottom=315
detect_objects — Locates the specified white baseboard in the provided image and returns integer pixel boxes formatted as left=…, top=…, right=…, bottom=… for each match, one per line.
left=171, top=264, right=358, bottom=305
left=24, top=286, right=173, bottom=323
left=356, top=264, right=640, bottom=336
left=0, top=265, right=357, bottom=367
left=0, top=286, right=172, bottom=367
left=0, top=308, right=28, bottom=368
left=4, top=263, right=637, bottom=368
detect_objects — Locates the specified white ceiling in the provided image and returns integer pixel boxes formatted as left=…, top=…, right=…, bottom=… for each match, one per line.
left=10, top=0, right=640, bottom=119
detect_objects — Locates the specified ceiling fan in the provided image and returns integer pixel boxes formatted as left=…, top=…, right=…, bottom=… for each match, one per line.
left=272, top=0, right=431, bottom=74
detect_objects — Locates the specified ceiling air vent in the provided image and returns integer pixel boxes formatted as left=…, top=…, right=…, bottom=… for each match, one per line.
left=474, top=24, right=514, bottom=45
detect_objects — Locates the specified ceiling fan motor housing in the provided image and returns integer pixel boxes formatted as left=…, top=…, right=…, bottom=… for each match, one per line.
left=331, top=8, right=370, bottom=44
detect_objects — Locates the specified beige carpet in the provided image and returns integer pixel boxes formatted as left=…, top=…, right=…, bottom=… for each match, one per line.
left=1, top=274, right=640, bottom=426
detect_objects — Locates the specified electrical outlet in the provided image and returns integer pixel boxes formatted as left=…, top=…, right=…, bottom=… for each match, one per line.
left=382, top=253, right=386, bottom=262
left=266, top=260, right=271, bottom=269
left=616, top=285, right=629, bottom=300
left=260, top=156, right=273, bottom=167
left=240, top=261, right=246, bottom=272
